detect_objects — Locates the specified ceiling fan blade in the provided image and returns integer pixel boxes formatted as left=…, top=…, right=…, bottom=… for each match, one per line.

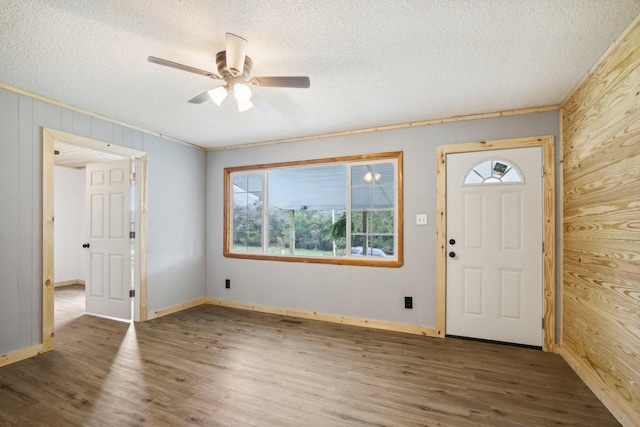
left=187, top=91, right=212, bottom=104
left=249, top=76, right=310, bottom=88
left=148, top=56, right=221, bottom=80
left=225, top=33, right=247, bottom=77
left=251, top=90, right=277, bottom=114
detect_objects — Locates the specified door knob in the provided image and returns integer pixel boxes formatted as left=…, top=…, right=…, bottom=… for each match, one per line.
left=82, top=243, right=90, bottom=248
left=449, top=239, right=456, bottom=245
left=449, top=251, right=456, bottom=258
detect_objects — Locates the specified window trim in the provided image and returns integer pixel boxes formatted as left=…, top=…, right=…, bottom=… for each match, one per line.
left=224, top=151, right=403, bottom=268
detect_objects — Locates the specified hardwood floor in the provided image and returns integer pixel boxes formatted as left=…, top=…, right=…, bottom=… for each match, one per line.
left=0, top=285, right=618, bottom=426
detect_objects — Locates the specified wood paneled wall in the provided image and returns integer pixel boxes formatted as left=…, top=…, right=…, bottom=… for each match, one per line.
left=560, top=16, right=640, bottom=427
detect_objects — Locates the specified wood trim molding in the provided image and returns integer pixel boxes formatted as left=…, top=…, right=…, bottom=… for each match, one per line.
left=435, top=135, right=556, bottom=351
left=42, top=129, right=55, bottom=352
left=205, top=298, right=439, bottom=337
left=557, top=110, right=565, bottom=346
left=557, top=345, right=640, bottom=427
left=146, top=298, right=207, bottom=320
left=0, top=344, right=45, bottom=368
left=137, top=156, right=149, bottom=322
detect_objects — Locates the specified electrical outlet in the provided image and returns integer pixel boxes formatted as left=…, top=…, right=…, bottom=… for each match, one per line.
left=416, top=214, right=427, bottom=225
left=404, top=296, right=413, bottom=309
left=225, top=279, right=230, bottom=289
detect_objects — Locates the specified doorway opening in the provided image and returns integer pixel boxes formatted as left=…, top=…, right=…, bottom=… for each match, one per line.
left=42, top=128, right=148, bottom=351
left=55, top=149, right=135, bottom=321
left=435, top=135, right=556, bottom=352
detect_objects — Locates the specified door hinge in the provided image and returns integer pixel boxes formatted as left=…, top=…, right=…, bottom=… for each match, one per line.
left=130, top=231, right=135, bottom=239
left=130, top=172, right=136, bottom=182
left=542, top=241, right=544, bottom=253
left=129, top=289, right=135, bottom=298
left=542, top=317, right=544, bottom=330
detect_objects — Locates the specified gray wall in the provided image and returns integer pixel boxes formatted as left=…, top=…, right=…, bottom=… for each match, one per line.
left=0, top=87, right=207, bottom=355
left=206, top=111, right=560, bottom=330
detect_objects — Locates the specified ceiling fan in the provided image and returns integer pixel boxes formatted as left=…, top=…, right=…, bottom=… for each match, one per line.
left=148, top=33, right=310, bottom=112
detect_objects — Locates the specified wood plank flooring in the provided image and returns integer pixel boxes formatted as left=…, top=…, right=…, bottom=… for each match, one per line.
left=0, top=285, right=619, bottom=426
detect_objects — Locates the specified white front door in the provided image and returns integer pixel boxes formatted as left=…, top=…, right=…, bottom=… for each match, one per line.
left=446, top=147, right=543, bottom=346
left=84, top=160, right=132, bottom=320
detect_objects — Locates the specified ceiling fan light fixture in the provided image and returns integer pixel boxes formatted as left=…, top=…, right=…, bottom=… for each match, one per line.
left=234, top=83, right=252, bottom=101
left=208, top=86, right=228, bottom=106
left=148, top=33, right=310, bottom=112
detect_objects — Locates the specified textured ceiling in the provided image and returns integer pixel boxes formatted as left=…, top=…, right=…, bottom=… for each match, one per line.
left=1, top=1, right=639, bottom=149
left=54, top=140, right=128, bottom=169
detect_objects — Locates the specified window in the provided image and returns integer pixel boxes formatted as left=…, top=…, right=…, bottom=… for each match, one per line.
left=224, top=152, right=403, bottom=267
left=464, top=159, right=524, bottom=185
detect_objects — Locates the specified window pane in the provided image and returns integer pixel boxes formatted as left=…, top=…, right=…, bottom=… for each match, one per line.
left=351, top=163, right=395, bottom=209
left=351, top=210, right=366, bottom=233
left=372, top=185, right=394, bottom=208
left=233, top=212, right=247, bottom=233
left=234, top=233, right=262, bottom=252
left=225, top=153, right=401, bottom=265
left=233, top=231, right=247, bottom=247
left=502, top=167, right=523, bottom=183
left=266, top=164, right=347, bottom=258
left=464, top=171, right=483, bottom=185
left=267, top=206, right=290, bottom=254
left=370, top=210, right=394, bottom=234
left=233, top=174, right=246, bottom=191
left=269, top=164, right=346, bottom=211
left=293, top=209, right=336, bottom=256
left=249, top=203, right=263, bottom=234
left=350, top=161, right=396, bottom=258
left=370, top=235, right=394, bottom=256
left=474, top=161, right=492, bottom=178
left=323, top=210, right=348, bottom=257
left=247, top=174, right=263, bottom=192
left=233, top=193, right=247, bottom=211
left=232, top=172, right=263, bottom=252
left=464, top=159, right=524, bottom=185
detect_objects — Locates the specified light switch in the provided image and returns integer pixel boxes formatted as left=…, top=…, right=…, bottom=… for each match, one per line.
left=416, top=214, right=427, bottom=225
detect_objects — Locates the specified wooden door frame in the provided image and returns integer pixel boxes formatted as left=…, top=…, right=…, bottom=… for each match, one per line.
left=435, top=135, right=555, bottom=352
left=42, top=128, right=148, bottom=351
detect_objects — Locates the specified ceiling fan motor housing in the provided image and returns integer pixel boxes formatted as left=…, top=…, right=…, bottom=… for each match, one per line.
left=216, top=51, right=253, bottom=80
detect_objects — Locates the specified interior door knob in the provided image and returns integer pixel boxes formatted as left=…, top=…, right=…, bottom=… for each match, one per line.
left=449, top=251, right=456, bottom=258
left=449, top=239, right=456, bottom=245
left=82, top=243, right=90, bottom=248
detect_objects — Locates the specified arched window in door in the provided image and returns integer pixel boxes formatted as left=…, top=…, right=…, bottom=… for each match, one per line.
left=463, top=159, right=524, bottom=185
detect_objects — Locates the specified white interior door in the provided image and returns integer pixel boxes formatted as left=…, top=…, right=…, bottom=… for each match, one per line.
left=446, top=147, right=542, bottom=346
left=84, top=160, right=132, bottom=320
